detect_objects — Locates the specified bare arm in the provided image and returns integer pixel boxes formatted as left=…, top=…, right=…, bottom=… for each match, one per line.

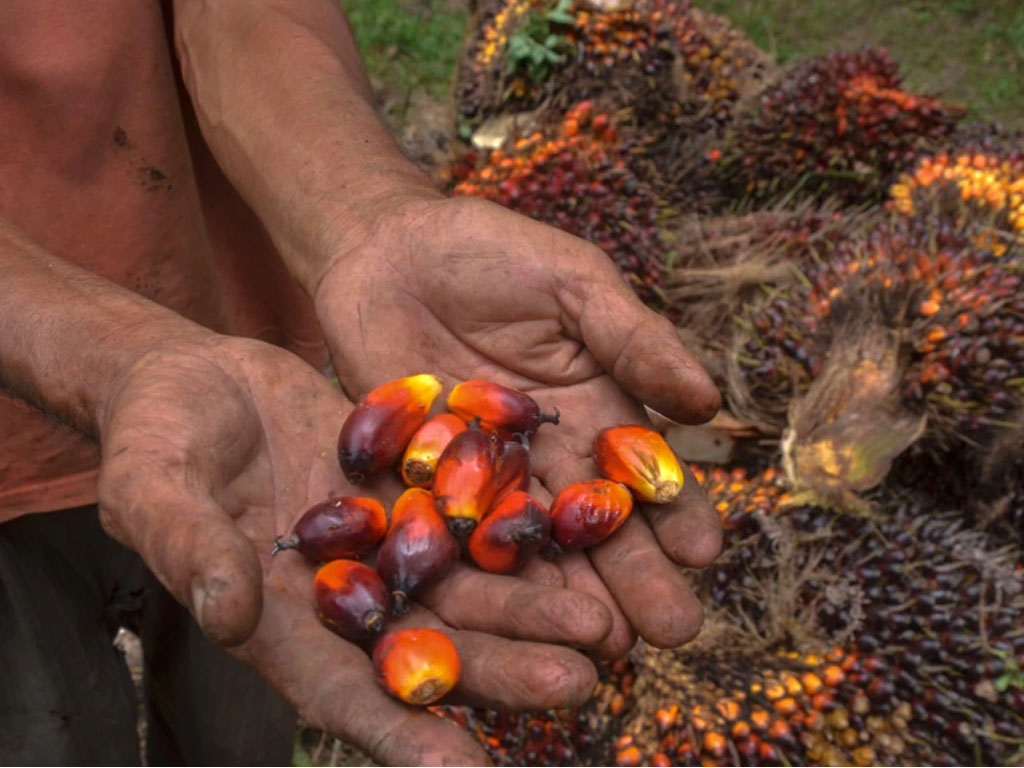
left=172, top=0, right=442, bottom=293
left=0, top=218, right=207, bottom=435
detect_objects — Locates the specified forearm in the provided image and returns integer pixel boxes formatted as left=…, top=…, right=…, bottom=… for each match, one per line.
left=0, top=220, right=209, bottom=437
left=173, top=0, right=442, bottom=294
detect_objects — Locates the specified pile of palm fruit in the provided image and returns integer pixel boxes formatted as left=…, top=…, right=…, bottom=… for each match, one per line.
left=439, top=0, right=1024, bottom=764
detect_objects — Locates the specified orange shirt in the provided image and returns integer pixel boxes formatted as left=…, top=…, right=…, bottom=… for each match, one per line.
left=0, top=2, right=327, bottom=521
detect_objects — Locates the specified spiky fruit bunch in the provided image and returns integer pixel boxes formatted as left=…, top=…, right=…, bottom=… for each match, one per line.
left=698, top=47, right=963, bottom=204
left=455, top=0, right=766, bottom=132
left=721, top=214, right=1024, bottom=455
left=890, top=141, right=1024, bottom=254
left=613, top=467, right=1024, bottom=766
left=453, top=101, right=672, bottom=309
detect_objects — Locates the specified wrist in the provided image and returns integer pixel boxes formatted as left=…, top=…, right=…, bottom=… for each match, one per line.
left=309, top=182, right=447, bottom=301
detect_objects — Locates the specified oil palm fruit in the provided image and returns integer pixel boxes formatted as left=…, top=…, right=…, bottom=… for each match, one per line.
left=313, top=560, right=390, bottom=646
left=376, top=488, right=459, bottom=615
left=594, top=425, right=684, bottom=503
left=401, top=413, right=469, bottom=488
left=550, top=479, right=633, bottom=549
left=447, top=379, right=559, bottom=440
left=338, top=374, right=443, bottom=484
left=272, top=496, right=387, bottom=562
left=468, top=491, right=551, bottom=573
left=373, top=628, right=461, bottom=706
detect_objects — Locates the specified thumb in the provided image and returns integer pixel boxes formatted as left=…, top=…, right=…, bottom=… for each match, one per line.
left=98, top=475, right=263, bottom=647
left=556, top=245, right=721, bottom=424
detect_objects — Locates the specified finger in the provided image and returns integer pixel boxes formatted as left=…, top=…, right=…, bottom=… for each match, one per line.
left=589, top=514, right=704, bottom=648
left=549, top=244, right=721, bottom=424
left=244, top=563, right=491, bottom=766
left=557, top=549, right=636, bottom=659
left=419, top=562, right=612, bottom=647
left=535, top=448, right=705, bottom=649
left=394, top=606, right=599, bottom=711
left=98, top=473, right=262, bottom=647
left=642, top=463, right=723, bottom=568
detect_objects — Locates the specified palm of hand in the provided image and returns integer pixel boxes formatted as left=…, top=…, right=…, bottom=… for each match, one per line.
left=94, top=335, right=616, bottom=764
left=317, top=197, right=724, bottom=656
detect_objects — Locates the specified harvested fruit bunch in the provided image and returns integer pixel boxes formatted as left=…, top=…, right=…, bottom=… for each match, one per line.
left=455, top=0, right=765, bottom=132
left=697, top=47, right=963, bottom=205
left=889, top=139, right=1024, bottom=254
left=650, top=466, right=1024, bottom=766
left=715, top=214, right=1024, bottom=482
left=453, top=101, right=672, bottom=311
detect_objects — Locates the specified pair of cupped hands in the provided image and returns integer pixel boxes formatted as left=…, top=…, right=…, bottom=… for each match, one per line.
left=96, top=196, right=722, bottom=765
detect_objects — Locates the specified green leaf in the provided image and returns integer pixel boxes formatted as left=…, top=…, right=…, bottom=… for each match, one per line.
left=996, top=674, right=1012, bottom=692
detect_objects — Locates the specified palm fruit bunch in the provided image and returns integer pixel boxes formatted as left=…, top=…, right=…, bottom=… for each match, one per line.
left=605, top=466, right=1024, bottom=766
left=663, top=203, right=1024, bottom=502
left=455, top=0, right=766, bottom=134
left=452, top=101, right=674, bottom=311
left=691, top=47, right=964, bottom=206
left=889, top=137, right=1024, bottom=254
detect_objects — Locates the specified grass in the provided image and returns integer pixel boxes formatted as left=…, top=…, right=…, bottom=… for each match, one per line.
left=340, top=0, right=468, bottom=101
left=700, top=0, right=1024, bottom=128
left=339, top=0, right=1023, bottom=129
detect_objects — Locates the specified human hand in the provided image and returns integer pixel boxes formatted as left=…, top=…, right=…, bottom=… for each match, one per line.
left=94, top=334, right=616, bottom=764
left=315, top=195, right=724, bottom=657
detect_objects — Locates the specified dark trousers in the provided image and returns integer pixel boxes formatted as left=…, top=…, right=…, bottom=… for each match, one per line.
left=0, top=507, right=297, bottom=765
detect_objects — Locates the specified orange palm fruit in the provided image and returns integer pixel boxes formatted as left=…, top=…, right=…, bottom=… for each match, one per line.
left=490, top=439, right=531, bottom=508
left=375, top=488, right=459, bottom=615
left=468, top=491, right=550, bottom=574
left=593, top=425, right=684, bottom=503
left=338, top=374, right=442, bottom=484
left=432, top=426, right=499, bottom=536
left=272, top=496, right=387, bottom=562
left=313, top=560, right=390, bottom=646
left=400, top=413, right=468, bottom=488
left=373, top=628, right=461, bottom=706
left=447, top=379, right=559, bottom=439
left=550, top=479, right=633, bottom=549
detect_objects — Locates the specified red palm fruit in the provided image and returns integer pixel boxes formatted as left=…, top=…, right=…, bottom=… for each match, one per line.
left=376, top=488, right=459, bottom=615
left=373, top=628, right=461, bottom=706
left=550, top=479, right=633, bottom=549
left=433, top=426, right=499, bottom=536
left=338, top=374, right=443, bottom=484
left=594, top=425, right=684, bottom=503
left=272, top=496, right=387, bottom=562
left=468, top=491, right=551, bottom=574
left=490, top=439, right=531, bottom=508
left=447, top=379, right=559, bottom=439
left=400, top=413, right=468, bottom=488
left=313, top=560, right=390, bottom=646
